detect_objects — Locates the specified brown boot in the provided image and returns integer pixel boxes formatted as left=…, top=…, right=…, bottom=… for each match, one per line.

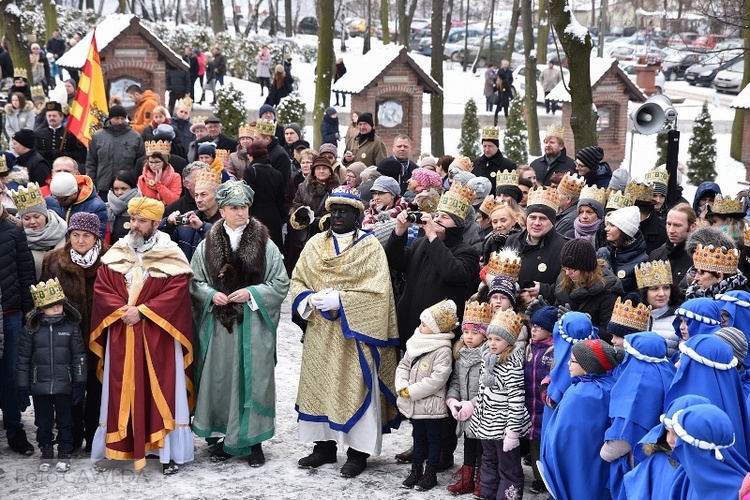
left=395, top=446, right=413, bottom=463
left=447, top=464, right=475, bottom=494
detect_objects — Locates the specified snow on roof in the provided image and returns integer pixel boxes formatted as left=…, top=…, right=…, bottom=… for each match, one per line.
left=730, top=83, right=750, bottom=110
left=332, top=44, right=442, bottom=94
left=546, top=57, right=640, bottom=102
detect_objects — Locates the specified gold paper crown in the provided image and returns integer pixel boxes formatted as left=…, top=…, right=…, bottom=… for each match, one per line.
left=527, top=186, right=559, bottom=211
left=610, top=297, right=652, bottom=331
left=606, top=190, right=635, bottom=210
left=438, top=182, right=475, bottom=222
left=693, top=244, right=740, bottom=275
left=579, top=185, right=608, bottom=206
left=644, top=167, right=669, bottom=187
left=145, top=140, right=171, bottom=156
left=486, top=248, right=522, bottom=280
left=238, top=124, right=256, bottom=138
left=30, top=85, right=45, bottom=99
left=0, top=155, right=8, bottom=174
left=482, top=126, right=500, bottom=141
left=425, top=299, right=460, bottom=332
left=545, top=124, right=565, bottom=139
left=463, top=300, right=493, bottom=327
left=216, top=149, right=231, bottom=163
left=30, top=278, right=66, bottom=309
left=10, top=182, right=45, bottom=212
left=625, top=180, right=654, bottom=203
left=177, top=96, right=194, bottom=110
left=13, top=67, right=27, bottom=79
left=557, top=172, right=586, bottom=198
left=479, top=195, right=503, bottom=216
left=256, top=118, right=276, bottom=137
left=635, top=260, right=673, bottom=289
left=496, top=169, right=519, bottom=188
left=488, top=309, right=524, bottom=340
left=710, top=194, right=745, bottom=215
left=194, top=168, right=222, bottom=187
left=190, top=115, right=208, bottom=125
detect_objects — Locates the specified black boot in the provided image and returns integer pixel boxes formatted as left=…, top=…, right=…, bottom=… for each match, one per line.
left=415, top=466, right=438, bottom=491
left=298, top=441, right=337, bottom=468
left=340, top=448, right=369, bottom=478
left=9, top=429, right=34, bottom=456
left=210, top=441, right=232, bottom=462
left=39, top=444, right=54, bottom=472
left=247, top=443, right=265, bottom=467
left=395, top=446, right=413, bottom=463
left=401, top=463, right=423, bottom=488
left=437, top=450, right=454, bottom=472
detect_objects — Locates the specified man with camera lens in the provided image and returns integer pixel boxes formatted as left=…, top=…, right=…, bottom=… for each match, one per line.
left=159, top=168, right=222, bottom=261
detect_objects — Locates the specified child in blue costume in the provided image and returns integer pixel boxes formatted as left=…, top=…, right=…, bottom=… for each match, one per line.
left=714, top=326, right=750, bottom=400
left=623, top=395, right=712, bottom=499
left=602, top=332, right=676, bottom=500
left=716, top=290, right=750, bottom=367
left=540, top=339, right=618, bottom=500
left=670, top=403, right=750, bottom=499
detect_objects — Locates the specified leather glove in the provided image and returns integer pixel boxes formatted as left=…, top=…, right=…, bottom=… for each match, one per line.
left=503, top=430, right=521, bottom=452
left=557, top=302, right=572, bottom=319
left=446, top=398, right=461, bottom=420
left=18, top=389, right=30, bottom=411
left=457, top=400, right=475, bottom=421
left=72, top=382, right=86, bottom=406
left=310, top=289, right=340, bottom=312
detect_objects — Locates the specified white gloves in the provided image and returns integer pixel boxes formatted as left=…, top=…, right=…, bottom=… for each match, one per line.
left=310, top=288, right=341, bottom=312
left=503, top=430, right=520, bottom=452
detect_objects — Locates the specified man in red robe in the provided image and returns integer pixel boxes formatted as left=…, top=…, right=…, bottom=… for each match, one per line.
left=89, top=197, right=195, bottom=474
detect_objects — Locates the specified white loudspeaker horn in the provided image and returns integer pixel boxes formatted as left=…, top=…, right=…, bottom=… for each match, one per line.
left=630, top=94, right=677, bottom=135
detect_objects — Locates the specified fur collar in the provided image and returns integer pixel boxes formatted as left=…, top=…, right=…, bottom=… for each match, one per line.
left=302, top=175, right=340, bottom=197
left=103, top=231, right=192, bottom=278
left=7, top=166, right=29, bottom=185
left=54, top=241, right=109, bottom=278
left=204, top=217, right=269, bottom=330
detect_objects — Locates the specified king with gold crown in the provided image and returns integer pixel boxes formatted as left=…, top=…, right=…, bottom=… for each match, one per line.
left=473, top=126, right=518, bottom=195
left=529, top=123, right=577, bottom=186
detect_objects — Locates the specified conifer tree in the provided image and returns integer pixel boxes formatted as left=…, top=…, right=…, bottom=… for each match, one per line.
left=213, top=84, right=247, bottom=138
left=655, top=131, right=669, bottom=167
left=503, top=97, right=528, bottom=166
left=277, top=91, right=307, bottom=129
left=686, top=102, right=717, bottom=185
left=458, top=98, right=481, bottom=158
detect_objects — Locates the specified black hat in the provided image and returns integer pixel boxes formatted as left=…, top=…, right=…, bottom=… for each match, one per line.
left=45, top=101, right=63, bottom=114
left=377, top=157, right=402, bottom=181
left=109, top=105, right=127, bottom=119
left=12, top=129, right=36, bottom=149
left=114, top=169, right=139, bottom=189
left=197, top=142, right=216, bottom=158
left=560, top=238, right=598, bottom=272
left=496, top=185, right=523, bottom=203
left=357, top=112, right=374, bottom=127
left=204, top=116, right=221, bottom=124
left=576, top=146, right=604, bottom=171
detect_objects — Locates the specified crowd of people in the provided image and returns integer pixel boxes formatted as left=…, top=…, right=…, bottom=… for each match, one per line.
left=1, top=74, right=750, bottom=499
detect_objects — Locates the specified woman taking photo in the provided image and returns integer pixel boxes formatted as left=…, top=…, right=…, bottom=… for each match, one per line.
left=597, top=206, right=649, bottom=294
left=138, top=149, right=182, bottom=206
left=635, top=260, right=681, bottom=357
left=106, top=170, right=141, bottom=244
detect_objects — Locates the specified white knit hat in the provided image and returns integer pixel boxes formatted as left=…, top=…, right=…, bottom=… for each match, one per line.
left=49, top=172, right=79, bottom=197
left=608, top=205, right=641, bottom=238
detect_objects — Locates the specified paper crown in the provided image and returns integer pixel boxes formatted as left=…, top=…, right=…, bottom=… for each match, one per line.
left=610, top=297, right=652, bottom=332
left=451, top=156, right=474, bottom=172
left=194, top=168, right=222, bottom=187
left=30, top=278, right=66, bottom=309
left=177, top=96, right=194, bottom=109
left=579, top=185, right=608, bottom=205
left=693, top=244, right=740, bottom=274
left=13, top=67, right=27, bottom=79
left=486, top=248, right=522, bottom=279
left=463, top=300, right=493, bottom=326
left=625, top=180, right=654, bottom=203
left=425, top=299, right=460, bottom=332
left=635, top=260, right=673, bottom=289
left=479, top=195, right=503, bottom=216
left=190, top=115, right=208, bottom=125
left=710, top=194, right=745, bottom=216
left=645, top=167, right=669, bottom=187
left=238, top=124, right=256, bottom=138
left=0, top=155, right=9, bottom=175
left=488, top=308, right=524, bottom=339
left=527, top=186, right=559, bottom=211
left=215, top=149, right=231, bottom=163
left=495, top=169, right=518, bottom=188
left=482, top=126, right=499, bottom=141
left=557, top=172, right=586, bottom=198
left=30, top=85, right=45, bottom=99
left=145, top=140, right=171, bottom=156
left=606, top=189, right=635, bottom=210
left=10, top=182, right=45, bottom=212
left=437, top=182, right=475, bottom=221
left=545, top=124, right=565, bottom=139
left=256, top=118, right=276, bottom=137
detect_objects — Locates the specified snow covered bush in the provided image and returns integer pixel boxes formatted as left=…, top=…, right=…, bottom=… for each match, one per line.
left=458, top=98, right=481, bottom=159
left=297, top=45, right=318, bottom=64
left=276, top=91, right=306, bottom=129
left=687, top=102, right=717, bottom=185
left=503, top=97, right=528, bottom=166
left=213, top=83, right=247, bottom=138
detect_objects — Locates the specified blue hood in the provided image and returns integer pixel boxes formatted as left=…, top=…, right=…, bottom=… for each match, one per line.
left=692, top=181, right=721, bottom=213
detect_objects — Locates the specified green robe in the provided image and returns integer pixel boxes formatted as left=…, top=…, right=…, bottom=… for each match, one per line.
left=190, top=238, right=289, bottom=455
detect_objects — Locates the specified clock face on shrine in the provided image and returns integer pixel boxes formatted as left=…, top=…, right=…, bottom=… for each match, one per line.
left=377, top=101, right=403, bottom=128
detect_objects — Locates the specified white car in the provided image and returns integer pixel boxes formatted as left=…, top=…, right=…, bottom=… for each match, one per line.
left=714, top=57, right=745, bottom=94
left=511, top=64, right=569, bottom=104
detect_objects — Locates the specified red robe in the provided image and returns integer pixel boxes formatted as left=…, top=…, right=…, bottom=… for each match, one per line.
left=90, top=253, right=194, bottom=470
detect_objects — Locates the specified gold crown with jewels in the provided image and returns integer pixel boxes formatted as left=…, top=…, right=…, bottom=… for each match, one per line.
left=144, top=140, right=171, bottom=156
left=496, top=169, right=519, bottom=188
left=190, top=115, right=208, bottom=124
left=238, top=124, right=256, bottom=138
left=256, top=118, right=276, bottom=137
left=693, top=244, right=740, bottom=275
left=610, top=297, right=652, bottom=332
left=30, top=85, right=45, bottom=99
left=0, top=154, right=9, bottom=175
left=482, top=126, right=499, bottom=141
left=438, top=182, right=476, bottom=221
left=487, top=309, right=524, bottom=340
left=13, top=67, right=27, bottom=79
left=625, top=180, right=655, bottom=203
left=425, top=299, right=460, bottom=332
left=30, top=278, right=66, bottom=309
left=479, top=195, right=503, bottom=216
left=194, top=168, right=222, bottom=187
left=645, top=167, right=669, bottom=187
left=10, top=182, right=45, bottom=212
left=557, top=172, right=586, bottom=198
left=635, top=260, right=673, bottom=288
left=606, top=190, right=635, bottom=210
left=545, top=124, right=565, bottom=139
left=527, top=186, right=559, bottom=211
left=486, top=248, right=522, bottom=280
left=215, top=149, right=231, bottom=163
left=710, top=194, right=745, bottom=215
left=579, top=185, right=608, bottom=205
left=463, top=300, right=493, bottom=327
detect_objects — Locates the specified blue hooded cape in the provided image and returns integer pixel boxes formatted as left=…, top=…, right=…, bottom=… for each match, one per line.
left=540, top=372, right=616, bottom=500
left=547, top=312, right=599, bottom=404
left=672, top=298, right=722, bottom=338
left=665, top=335, right=750, bottom=459
left=716, top=291, right=750, bottom=367
left=670, top=403, right=750, bottom=500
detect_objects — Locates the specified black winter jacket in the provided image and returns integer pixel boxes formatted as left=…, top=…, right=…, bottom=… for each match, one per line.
left=0, top=209, right=35, bottom=313
left=649, top=240, right=693, bottom=290
left=529, top=148, right=577, bottom=187
left=17, top=302, right=86, bottom=396
left=505, top=228, right=569, bottom=303
left=640, top=210, right=667, bottom=255
left=472, top=151, right=516, bottom=196
left=14, top=148, right=51, bottom=186
left=597, top=232, right=649, bottom=294
left=554, top=266, right=624, bottom=339
left=321, top=114, right=339, bottom=146
left=267, top=138, right=292, bottom=185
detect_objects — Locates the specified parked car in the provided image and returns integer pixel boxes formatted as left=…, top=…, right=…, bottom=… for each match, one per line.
left=260, top=15, right=286, bottom=31
left=512, top=64, right=570, bottom=104
left=448, top=37, right=524, bottom=66
left=607, top=44, right=668, bottom=64
left=298, top=16, right=348, bottom=38
left=348, top=18, right=377, bottom=37
left=713, top=57, right=745, bottom=94
left=692, top=34, right=727, bottom=49
left=661, top=50, right=707, bottom=80
left=410, top=28, right=431, bottom=50
left=667, top=32, right=699, bottom=47
left=685, top=52, right=742, bottom=86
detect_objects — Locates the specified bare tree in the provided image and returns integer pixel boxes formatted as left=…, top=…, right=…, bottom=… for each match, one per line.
left=442, top=0, right=454, bottom=45
left=268, top=0, right=277, bottom=37
left=398, top=0, right=419, bottom=48
left=381, top=0, right=390, bottom=44
left=246, top=0, right=264, bottom=35
left=314, top=0, right=336, bottom=147
left=0, top=0, right=29, bottom=80
left=537, top=0, right=550, bottom=64
left=363, top=0, right=372, bottom=53
left=285, top=0, right=293, bottom=36
left=505, top=0, right=520, bottom=63
left=335, top=0, right=347, bottom=51
left=42, top=0, right=59, bottom=40
left=521, top=0, right=540, bottom=156
left=431, top=0, right=445, bottom=156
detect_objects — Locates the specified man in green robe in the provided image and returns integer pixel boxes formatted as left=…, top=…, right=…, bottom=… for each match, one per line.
left=190, top=180, right=289, bottom=467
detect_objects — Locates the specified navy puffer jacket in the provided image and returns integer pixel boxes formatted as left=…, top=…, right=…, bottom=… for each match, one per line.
left=0, top=207, right=35, bottom=314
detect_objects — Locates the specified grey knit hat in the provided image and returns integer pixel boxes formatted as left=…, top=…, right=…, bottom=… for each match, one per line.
left=715, top=327, right=748, bottom=368
left=608, top=168, right=630, bottom=192
left=572, top=339, right=618, bottom=374
left=686, top=226, right=737, bottom=256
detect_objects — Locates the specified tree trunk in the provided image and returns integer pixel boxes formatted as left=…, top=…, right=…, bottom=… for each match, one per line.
left=730, top=0, right=749, bottom=161
left=443, top=0, right=453, bottom=45
left=549, top=0, right=597, bottom=149
left=364, top=0, right=371, bottom=54
left=522, top=0, right=540, bottom=156
left=488, top=0, right=495, bottom=65
left=431, top=0, right=445, bottom=156
left=314, top=0, right=335, bottom=148
left=284, top=0, right=292, bottom=36
left=470, top=15, right=492, bottom=73
left=399, top=0, right=418, bottom=48
left=1, top=0, right=30, bottom=79
left=536, top=0, right=549, bottom=63
left=380, top=0, right=390, bottom=44
left=86, top=0, right=94, bottom=9
left=505, top=0, right=520, bottom=63
left=268, top=0, right=277, bottom=37
left=42, top=0, right=58, bottom=40
left=334, top=0, right=346, bottom=51
left=120, top=0, right=128, bottom=13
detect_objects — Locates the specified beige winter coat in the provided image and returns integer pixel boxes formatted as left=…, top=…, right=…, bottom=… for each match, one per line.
left=395, top=345, right=452, bottom=419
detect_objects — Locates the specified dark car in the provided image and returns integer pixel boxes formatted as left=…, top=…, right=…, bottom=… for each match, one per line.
left=662, top=50, right=707, bottom=81
left=260, top=15, right=285, bottom=31
left=685, top=52, right=742, bottom=87
left=297, top=16, right=348, bottom=38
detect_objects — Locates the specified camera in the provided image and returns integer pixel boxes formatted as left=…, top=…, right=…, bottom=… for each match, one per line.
left=405, top=211, right=424, bottom=223
left=175, top=213, right=192, bottom=225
